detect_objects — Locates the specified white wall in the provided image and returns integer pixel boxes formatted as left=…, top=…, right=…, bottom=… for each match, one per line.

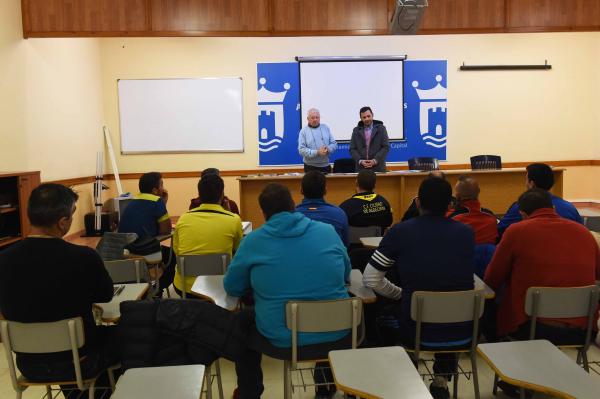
left=0, top=0, right=104, bottom=182
left=99, top=33, right=600, bottom=174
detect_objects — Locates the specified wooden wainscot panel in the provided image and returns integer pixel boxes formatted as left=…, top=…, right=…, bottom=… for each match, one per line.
left=420, top=0, right=505, bottom=32
left=272, top=0, right=389, bottom=33
left=24, top=0, right=148, bottom=35
left=507, top=0, right=600, bottom=31
left=150, top=0, right=270, bottom=32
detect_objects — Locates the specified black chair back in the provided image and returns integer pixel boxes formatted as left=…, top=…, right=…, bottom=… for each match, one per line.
left=470, top=155, right=502, bottom=170
left=333, top=158, right=356, bottom=173
left=408, top=157, right=439, bottom=171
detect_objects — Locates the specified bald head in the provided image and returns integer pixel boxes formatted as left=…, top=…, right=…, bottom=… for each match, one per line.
left=455, top=176, right=480, bottom=202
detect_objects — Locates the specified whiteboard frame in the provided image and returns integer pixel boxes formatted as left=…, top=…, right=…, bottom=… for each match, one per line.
left=117, top=77, right=245, bottom=155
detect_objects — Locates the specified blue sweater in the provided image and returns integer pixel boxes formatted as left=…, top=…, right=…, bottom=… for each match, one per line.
left=498, top=194, right=583, bottom=236
left=224, top=212, right=351, bottom=348
left=296, top=198, right=349, bottom=246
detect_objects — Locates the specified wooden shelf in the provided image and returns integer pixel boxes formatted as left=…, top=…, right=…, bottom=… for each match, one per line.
left=0, top=236, right=21, bottom=248
left=0, top=207, right=17, bottom=214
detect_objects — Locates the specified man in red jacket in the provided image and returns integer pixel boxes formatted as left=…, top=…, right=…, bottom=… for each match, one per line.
left=484, top=188, right=599, bottom=397
left=485, top=188, right=599, bottom=340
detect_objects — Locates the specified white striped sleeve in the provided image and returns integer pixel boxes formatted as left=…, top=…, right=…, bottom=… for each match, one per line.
left=369, top=249, right=395, bottom=271
left=363, top=264, right=402, bottom=300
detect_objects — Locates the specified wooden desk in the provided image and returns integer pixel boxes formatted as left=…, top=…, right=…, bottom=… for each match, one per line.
left=111, top=365, right=205, bottom=399
left=359, top=236, right=382, bottom=249
left=239, top=168, right=564, bottom=228
left=95, top=283, right=149, bottom=323
left=477, top=340, right=600, bottom=399
left=329, top=346, right=432, bottom=399
left=191, top=275, right=240, bottom=310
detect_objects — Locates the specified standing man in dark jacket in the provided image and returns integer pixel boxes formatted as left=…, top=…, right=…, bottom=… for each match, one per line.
left=349, top=106, right=390, bottom=172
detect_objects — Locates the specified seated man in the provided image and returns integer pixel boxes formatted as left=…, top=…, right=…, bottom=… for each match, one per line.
left=498, top=163, right=583, bottom=236
left=224, top=183, right=351, bottom=399
left=295, top=170, right=349, bottom=246
left=401, top=171, right=456, bottom=221
left=188, top=167, right=240, bottom=214
left=0, top=184, right=116, bottom=391
left=449, top=175, right=498, bottom=276
left=339, top=169, right=393, bottom=230
left=363, top=177, right=474, bottom=399
left=486, top=188, right=599, bottom=340
left=118, top=172, right=174, bottom=292
left=485, top=188, right=599, bottom=397
left=173, top=173, right=243, bottom=297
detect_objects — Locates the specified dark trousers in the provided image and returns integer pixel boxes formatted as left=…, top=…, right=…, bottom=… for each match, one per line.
left=159, top=245, right=176, bottom=291
left=235, top=325, right=354, bottom=399
left=303, top=164, right=331, bottom=174
left=16, top=326, right=121, bottom=398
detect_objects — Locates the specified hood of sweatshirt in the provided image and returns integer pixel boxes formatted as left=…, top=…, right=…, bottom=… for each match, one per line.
left=260, top=211, right=311, bottom=238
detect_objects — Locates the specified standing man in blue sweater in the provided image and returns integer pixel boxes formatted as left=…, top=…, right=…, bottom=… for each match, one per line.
left=498, top=163, right=582, bottom=237
left=298, top=108, right=337, bottom=173
left=224, top=183, right=351, bottom=399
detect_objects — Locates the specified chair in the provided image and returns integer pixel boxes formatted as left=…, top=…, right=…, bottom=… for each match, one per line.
left=333, top=158, right=356, bottom=173
left=348, top=225, right=382, bottom=246
left=470, top=155, right=502, bottom=170
left=282, top=298, right=364, bottom=399
left=491, top=285, right=600, bottom=395
left=104, top=258, right=149, bottom=283
left=0, top=317, right=119, bottom=399
left=408, top=157, right=439, bottom=171
left=176, top=253, right=230, bottom=399
left=176, top=254, right=230, bottom=299
left=410, top=290, right=485, bottom=399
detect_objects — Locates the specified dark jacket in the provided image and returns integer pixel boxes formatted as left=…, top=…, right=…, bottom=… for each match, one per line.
left=349, top=120, right=390, bottom=172
left=118, top=299, right=253, bottom=371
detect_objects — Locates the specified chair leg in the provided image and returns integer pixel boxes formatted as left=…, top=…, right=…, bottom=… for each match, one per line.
left=581, top=349, right=590, bottom=372
left=16, top=391, right=22, bottom=399
left=452, top=370, right=458, bottom=399
left=89, top=379, right=96, bottom=399
left=519, top=387, right=525, bottom=399
left=283, top=360, right=291, bottom=399
left=205, top=365, right=213, bottom=399
left=45, top=385, right=52, bottom=399
left=492, top=373, right=499, bottom=395
left=471, top=352, right=481, bottom=399
left=215, top=359, right=224, bottom=399
left=108, top=368, right=116, bottom=391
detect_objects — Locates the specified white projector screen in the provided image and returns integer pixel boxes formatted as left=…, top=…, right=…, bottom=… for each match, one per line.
left=300, top=61, right=404, bottom=141
left=118, top=78, right=244, bottom=153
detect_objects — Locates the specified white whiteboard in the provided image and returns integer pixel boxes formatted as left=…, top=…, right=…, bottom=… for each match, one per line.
left=300, top=61, right=404, bottom=141
left=117, top=78, right=244, bottom=153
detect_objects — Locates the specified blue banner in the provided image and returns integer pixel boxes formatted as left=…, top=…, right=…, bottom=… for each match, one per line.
left=257, top=60, right=447, bottom=166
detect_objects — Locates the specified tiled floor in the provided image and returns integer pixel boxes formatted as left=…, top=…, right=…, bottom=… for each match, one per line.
left=1, top=343, right=600, bottom=399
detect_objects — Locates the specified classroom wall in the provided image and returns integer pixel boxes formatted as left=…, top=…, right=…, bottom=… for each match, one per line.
left=0, top=0, right=105, bottom=182
left=99, top=33, right=600, bottom=173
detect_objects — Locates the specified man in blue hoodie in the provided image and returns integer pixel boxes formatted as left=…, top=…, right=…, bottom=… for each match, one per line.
left=224, top=183, right=351, bottom=399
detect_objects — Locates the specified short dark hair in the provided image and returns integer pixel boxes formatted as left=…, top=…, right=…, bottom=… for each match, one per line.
left=139, top=172, right=162, bottom=194
left=201, top=168, right=220, bottom=177
left=418, top=177, right=452, bottom=216
left=198, top=174, right=224, bottom=204
left=357, top=170, right=376, bottom=192
left=359, top=106, right=373, bottom=116
left=526, top=163, right=554, bottom=191
left=27, top=183, right=79, bottom=227
left=259, top=183, right=295, bottom=220
left=518, top=188, right=553, bottom=216
left=301, top=170, right=326, bottom=199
